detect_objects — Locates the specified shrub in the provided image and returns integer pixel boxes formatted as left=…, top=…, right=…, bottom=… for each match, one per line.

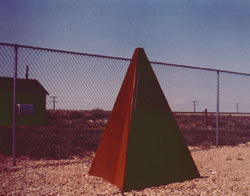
left=90, top=109, right=110, bottom=120
left=68, top=111, right=84, bottom=119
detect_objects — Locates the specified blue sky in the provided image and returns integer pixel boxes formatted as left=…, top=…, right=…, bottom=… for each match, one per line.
left=1, top=0, right=250, bottom=112
left=1, top=0, right=250, bottom=73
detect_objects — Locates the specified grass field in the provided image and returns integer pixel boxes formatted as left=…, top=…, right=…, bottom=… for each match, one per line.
left=0, top=109, right=250, bottom=160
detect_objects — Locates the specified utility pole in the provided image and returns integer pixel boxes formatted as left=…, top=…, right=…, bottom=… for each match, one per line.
left=192, top=100, right=198, bottom=112
left=50, top=96, right=57, bottom=110
left=235, top=103, right=240, bottom=113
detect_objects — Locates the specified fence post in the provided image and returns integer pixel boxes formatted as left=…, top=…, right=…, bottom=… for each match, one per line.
left=216, top=70, right=220, bottom=147
left=204, top=108, right=208, bottom=128
left=12, top=45, right=18, bottom=166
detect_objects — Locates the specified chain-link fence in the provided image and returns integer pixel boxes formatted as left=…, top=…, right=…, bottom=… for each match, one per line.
left=1, top=43, right=250, bottom=167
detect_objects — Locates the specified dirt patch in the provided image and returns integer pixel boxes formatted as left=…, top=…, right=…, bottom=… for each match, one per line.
left=0, top=111, right=250, bottom=195
left=0, top=143, right=249, bottom=195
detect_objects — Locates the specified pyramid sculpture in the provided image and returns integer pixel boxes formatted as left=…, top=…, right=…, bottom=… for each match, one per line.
left=89, top=48, right=200, bottom=192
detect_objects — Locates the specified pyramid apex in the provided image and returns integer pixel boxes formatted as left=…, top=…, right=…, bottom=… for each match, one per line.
left=135, top=47, right=144, bottom=52
left=133, top=48, right=147, bottom=62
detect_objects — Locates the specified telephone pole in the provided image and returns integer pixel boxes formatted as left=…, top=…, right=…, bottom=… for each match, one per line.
left=50, top=96, right=57, bottom=110
left=234, top=103, right=240, bottom=113
left=192, top=100, right=198, bottom=112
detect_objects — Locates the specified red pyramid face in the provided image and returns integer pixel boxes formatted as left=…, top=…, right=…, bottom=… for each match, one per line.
left=88, top=48, right=139, bottom=189
left=89, top=48, right=200, bottom=192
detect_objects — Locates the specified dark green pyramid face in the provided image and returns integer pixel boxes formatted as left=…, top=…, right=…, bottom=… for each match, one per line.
left=124, top=48, right=200, bottom=191
left=89, top=48, right=200, bottom=192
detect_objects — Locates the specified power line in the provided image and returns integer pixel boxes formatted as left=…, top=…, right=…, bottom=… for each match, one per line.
left=192, top=100, right=198, bottom=112
left=234, top=103, right=240, bottom=113
left=50, top=96, right=58, bottom=110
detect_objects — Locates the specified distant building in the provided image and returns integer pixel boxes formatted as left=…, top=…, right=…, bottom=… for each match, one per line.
left=0, top=77, right=49, bottom=125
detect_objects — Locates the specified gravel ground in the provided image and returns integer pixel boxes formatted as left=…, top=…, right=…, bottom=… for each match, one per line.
left=0, top=143, right=250, bottom=196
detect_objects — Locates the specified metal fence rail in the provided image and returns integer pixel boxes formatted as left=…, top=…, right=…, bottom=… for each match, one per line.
left=0, top=42, right=250, bottom=167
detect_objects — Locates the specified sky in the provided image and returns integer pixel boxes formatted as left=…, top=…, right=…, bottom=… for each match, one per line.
left=1, top=0, right=250, bottom=112
left=1, top=0, right=250, bottom=73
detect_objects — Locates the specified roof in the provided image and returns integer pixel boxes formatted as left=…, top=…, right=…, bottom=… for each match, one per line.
left=0, top=77, right=49, bottom=95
